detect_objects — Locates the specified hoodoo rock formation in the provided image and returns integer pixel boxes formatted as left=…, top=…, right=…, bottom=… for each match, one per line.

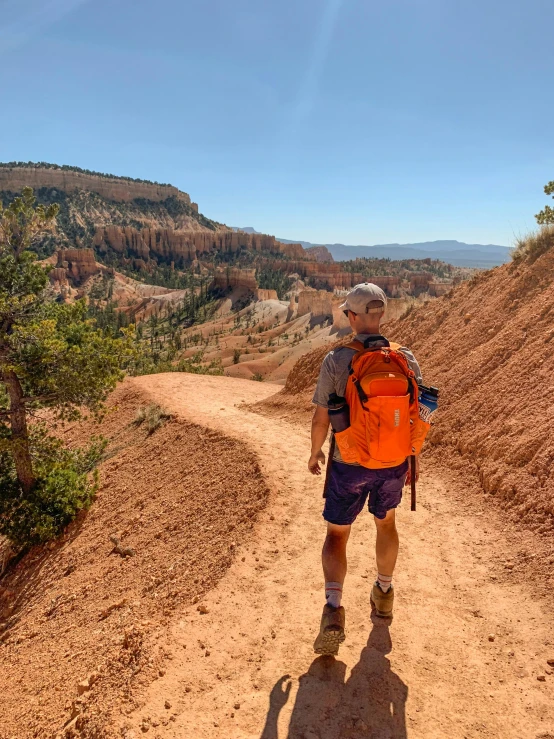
left=212, top=267, right=258, bottom=293
left=49, top=248, right=103, bottom=286
left=256, top=288, right=279, bottom=301
left=266, top=261, right=406, bottom=294
left=297, top=289, right=334, bottom=320
left=409, top=272, right=435, bottom=294
left=211, top=268, right=279, bottom=301
left=93, top=226, right=306, bottom=265
left=0, top=166, right=193, bottom=205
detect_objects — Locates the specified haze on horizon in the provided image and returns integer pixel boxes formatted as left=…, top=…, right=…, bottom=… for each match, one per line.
left=1, top=0, right=553, bottom=247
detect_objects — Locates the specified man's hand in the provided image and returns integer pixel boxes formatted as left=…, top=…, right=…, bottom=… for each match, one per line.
left=405, top=456, right=420, bottom=486
left=308, top=450, right=326, bottom=475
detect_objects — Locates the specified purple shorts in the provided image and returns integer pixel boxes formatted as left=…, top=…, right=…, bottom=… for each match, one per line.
left=323, top=460, right=408, bottom=524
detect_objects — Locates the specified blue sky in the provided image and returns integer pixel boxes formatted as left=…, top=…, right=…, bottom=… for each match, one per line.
left=1, top=0, right=553, bottom=246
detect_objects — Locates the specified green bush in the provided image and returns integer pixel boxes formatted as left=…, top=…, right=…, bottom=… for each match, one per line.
left=0, top=428, right=106, bottom=549
left=252, top=372, right=264, bottom=382
left=233, top=348, right=241, bottom=364
left=256, top=267, right=294, bottom=299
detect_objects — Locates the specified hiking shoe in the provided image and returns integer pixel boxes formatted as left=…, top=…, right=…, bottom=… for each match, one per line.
left=371, top=582, right=394, bottom=618
left=313, top=604, right=346, bottom=656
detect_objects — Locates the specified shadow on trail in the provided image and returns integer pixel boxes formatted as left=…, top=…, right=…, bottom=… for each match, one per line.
left=260, top=617, right=408, bottom=739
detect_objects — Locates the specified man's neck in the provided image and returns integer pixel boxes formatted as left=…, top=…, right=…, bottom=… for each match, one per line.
left=356, top=327, right=383, bottom=336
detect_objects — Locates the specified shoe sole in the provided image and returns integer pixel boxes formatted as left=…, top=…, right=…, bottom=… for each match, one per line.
left=313, top=627, right=346, bottom=656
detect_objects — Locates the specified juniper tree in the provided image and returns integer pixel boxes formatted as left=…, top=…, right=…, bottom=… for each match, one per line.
left=0, top=188, right=131, bottom=547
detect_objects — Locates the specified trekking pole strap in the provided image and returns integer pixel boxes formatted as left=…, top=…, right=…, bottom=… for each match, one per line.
left=410, top=455, right=417, bottom=511
left=323, top=434, right=336, bottom=499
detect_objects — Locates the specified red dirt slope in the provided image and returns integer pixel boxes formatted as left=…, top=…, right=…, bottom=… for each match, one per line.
left=0, top=381, right=268, bottom=738
left=387, top=231, right=554, bottom=535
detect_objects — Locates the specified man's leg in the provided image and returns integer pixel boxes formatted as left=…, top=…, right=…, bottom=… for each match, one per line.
left=322, top=522, right=351, bottom=591
left=315, top=461, right=367, bottom=654
left=374, top=508, right=399, bottom=581
left=314, top=523, right=350, bottom=655
left=371, top=508, right=399, bottom=617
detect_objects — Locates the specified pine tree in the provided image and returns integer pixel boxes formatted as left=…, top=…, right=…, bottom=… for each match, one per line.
left=536, top=181, right=554, bottom=225
left=0, top=188, right=132, bottom=547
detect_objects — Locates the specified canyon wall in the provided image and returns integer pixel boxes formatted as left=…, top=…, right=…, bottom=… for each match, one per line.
left=0, top=167, right=191, bottom=204
left=269, top=261, right=405, bottom=294
left=93, top=226, right=307, bottom=265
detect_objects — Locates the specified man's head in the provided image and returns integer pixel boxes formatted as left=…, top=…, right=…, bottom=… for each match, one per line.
left=340, top=282, right=387, bottom=333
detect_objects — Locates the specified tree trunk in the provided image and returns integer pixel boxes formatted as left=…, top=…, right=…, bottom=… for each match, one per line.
left=2, top=369, right=36, bottom=495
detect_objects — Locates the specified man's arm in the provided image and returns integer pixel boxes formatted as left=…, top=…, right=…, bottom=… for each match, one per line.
left=398, top=346, right=423, bottom=385
left=308, top=405, right=331, bottom=475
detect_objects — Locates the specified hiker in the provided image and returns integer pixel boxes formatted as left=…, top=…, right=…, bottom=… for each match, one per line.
left=308, top=282, right=424, bottom=655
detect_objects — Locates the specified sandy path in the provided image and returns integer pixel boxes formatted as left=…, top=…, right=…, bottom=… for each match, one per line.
left=128, top=374, right=554, bottom=739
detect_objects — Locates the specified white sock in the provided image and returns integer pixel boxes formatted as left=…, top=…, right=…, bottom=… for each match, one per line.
left=325, top=582, right=343, bottom=608
left=377, top=573, right=392, bottom=593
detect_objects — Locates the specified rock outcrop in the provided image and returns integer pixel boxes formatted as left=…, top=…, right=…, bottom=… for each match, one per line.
left=212, top=267, right=258, bottom=292
left=212, top=271, right=279, bottom=300
left=256, top=289, right=279, bottom=301
left=49, top=248, right=102, bottom=285
left=428, top=282, right=452, bottom=297
left=409, top=272, right=434, bottom=294
left=48, top=267, right=69, bottom=286
left=0, top=166, right=192, bottom=204
left=297, top=290, right=334, bottom=319
left=304, top=246, right=334, bottom=263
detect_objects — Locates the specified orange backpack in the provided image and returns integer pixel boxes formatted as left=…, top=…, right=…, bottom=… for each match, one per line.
left=333, top=339, right=430, bottom=469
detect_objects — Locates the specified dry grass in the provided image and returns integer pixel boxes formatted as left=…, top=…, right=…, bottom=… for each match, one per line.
left=511, top=225, right=554, bottom=264
left=133, top=403, right=171, bottom=435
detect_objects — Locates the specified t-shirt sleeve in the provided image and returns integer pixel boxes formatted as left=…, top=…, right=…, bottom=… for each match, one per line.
left=399, top=346, right=423, bottom=385
left=311, top=352, right=336, bottom=407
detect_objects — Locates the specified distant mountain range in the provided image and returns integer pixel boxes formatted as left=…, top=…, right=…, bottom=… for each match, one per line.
left=232, top=228, right=512, bottom=268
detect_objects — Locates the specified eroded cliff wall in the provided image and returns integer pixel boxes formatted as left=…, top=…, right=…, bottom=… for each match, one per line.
left=0, top=167, right=192, bottom=204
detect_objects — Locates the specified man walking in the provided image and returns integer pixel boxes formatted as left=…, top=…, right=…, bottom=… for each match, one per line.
left=308, top=283, right=422, bottom=655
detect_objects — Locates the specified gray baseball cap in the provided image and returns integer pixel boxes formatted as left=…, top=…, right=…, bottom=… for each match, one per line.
left=339, top=282, right=387, bottom=314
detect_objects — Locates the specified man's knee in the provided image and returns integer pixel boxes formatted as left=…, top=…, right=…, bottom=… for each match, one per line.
left=374, top=509, right=397, bottom=530
left=324, top=523, right=350, bottom=545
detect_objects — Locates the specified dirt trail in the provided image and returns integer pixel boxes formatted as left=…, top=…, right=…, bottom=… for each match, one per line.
left=127, top=374, right=554, bottom=739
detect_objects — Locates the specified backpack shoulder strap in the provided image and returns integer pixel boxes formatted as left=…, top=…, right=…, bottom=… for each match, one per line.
left=389, top=341, right=402, bottom=351
left=345, top=340, right=365, bottom=352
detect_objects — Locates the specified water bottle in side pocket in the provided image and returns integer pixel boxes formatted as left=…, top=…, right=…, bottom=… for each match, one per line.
left=418, top=385, right=439, bottom=424
left=327, top=393, right=350, bottom=432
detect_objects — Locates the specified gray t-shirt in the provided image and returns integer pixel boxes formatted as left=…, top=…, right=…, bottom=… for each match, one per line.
left=312, top=334, right=423, bottom=464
